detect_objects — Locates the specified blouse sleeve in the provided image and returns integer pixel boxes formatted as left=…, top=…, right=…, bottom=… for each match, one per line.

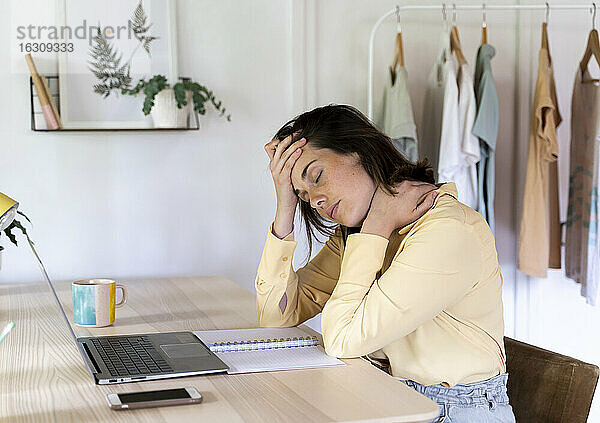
left=256, top=223, right=343, bottom=327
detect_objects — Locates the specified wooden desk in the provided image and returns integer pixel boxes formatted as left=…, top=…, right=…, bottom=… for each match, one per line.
left=0, top=276, right=440, bottom=422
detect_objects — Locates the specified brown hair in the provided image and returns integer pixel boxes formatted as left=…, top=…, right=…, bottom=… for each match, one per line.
left=272, top=104, right=434, bottom=260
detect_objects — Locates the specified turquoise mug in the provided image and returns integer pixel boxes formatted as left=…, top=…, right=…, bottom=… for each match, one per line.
left=72, top=279, right=127, bottom=327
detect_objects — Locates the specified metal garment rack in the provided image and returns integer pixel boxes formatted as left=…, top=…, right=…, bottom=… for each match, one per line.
left=367, top=3, right=596, bottom=119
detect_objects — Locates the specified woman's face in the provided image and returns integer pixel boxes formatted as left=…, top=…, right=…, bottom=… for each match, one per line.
left=290, top=145, right=377, bottom=227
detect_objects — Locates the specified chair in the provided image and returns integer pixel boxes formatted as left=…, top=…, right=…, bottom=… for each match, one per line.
left=504, top=336, right=599, bottom=423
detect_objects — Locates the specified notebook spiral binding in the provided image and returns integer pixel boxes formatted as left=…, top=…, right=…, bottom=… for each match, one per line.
left=207, top=336, right=319, bottom=353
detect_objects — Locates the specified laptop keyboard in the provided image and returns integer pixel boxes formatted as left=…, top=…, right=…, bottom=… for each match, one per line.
left=91, top=336, right=173, bottom=376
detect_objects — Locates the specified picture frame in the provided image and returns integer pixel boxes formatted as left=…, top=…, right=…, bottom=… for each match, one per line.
left=56, top=0, right=179, bottom=129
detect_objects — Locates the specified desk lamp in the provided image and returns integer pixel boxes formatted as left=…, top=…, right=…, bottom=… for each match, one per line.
left=0, top=192, right=19, bottom=345
left=0, top=192, right=18, bottom=231
left=0, top=192, right=62, bottom=318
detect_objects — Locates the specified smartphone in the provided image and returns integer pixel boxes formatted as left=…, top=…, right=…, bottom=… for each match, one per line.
left=107, top=387, right=202, bottom=410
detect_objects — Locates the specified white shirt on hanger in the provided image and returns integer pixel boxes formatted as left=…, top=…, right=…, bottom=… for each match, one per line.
left=437, top=49, right=480, bottom=210
left=420, top=31, right=480, bottom=210
left=420, top=32, right=451, bottom=176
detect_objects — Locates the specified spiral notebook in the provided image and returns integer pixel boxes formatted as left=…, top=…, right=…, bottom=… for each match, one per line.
left=193, top=327, right=345, bottom=374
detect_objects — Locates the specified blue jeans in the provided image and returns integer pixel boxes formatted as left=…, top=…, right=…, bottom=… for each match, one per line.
left=401, top=373, right=516, bottom=423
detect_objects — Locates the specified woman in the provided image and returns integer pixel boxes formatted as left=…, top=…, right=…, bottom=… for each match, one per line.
left=255, top=104, right=515, bottom=423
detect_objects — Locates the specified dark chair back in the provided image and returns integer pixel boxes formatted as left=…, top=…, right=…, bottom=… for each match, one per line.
left=505, top=336, right=599, bottom=423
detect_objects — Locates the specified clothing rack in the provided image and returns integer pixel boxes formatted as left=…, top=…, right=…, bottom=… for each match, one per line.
left=367, top=3, right=596, bottom=119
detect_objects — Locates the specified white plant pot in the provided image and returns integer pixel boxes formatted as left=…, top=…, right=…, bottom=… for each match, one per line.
left=151, top=88, right=193, bottom=128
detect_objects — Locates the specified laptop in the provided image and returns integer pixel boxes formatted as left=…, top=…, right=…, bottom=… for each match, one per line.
left=33, top=246, right=229, bottom=384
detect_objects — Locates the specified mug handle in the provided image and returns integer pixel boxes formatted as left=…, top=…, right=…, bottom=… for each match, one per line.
left=116, top=285, right=127, bottom=308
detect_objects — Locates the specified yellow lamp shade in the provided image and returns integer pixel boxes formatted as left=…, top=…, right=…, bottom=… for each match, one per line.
left=0, top=192, right=19, bottom=231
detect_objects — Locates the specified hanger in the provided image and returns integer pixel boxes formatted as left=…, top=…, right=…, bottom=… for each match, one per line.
left=390, top=5, right=405, bottom=85
left=541, top=2, right=550, bottom=50
left=581, top=3, right=600, bottom=84
left=442, top=3, right=449, bottom=33
left=450, top=4, right=467, bottom=65
left=481, top=3, right=488, bottom=45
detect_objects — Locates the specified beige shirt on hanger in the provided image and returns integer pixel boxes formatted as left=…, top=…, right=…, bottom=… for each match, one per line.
left=518, top=25, right=562, bottom=278
left=565, top=68, right=600, bottom=305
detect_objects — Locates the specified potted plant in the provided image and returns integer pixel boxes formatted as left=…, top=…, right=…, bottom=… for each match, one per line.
left=0, top=211, right=31, bottom=271
left=122, top=75, right=231, bottom=128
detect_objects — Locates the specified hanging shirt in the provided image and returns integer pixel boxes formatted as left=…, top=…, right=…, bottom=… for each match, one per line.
left=421, top=32, right=451, bottom=176
left=255, top=183, right=507, bottom=388
left=565, top=68, right=600, bottom=305
left=518, top=28, right=562, bottom=278
left=473, top=44, right=499, bottom=234
left=437, top=49, right=480, bottom=210
left=375, top=65, right=419, bottom=162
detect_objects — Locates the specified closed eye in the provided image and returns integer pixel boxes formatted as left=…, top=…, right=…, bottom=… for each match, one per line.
left=298, top=171, right=323, bottom=203
left=315, top=170, right=323, bottom=184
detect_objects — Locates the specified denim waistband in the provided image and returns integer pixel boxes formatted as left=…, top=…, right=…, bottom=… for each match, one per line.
left=401, top=373, right=510, bottom=407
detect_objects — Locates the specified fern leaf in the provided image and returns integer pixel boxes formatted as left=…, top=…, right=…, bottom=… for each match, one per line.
left=11, top=220, right=28, bottom=237
left=16, top=211, right=31, bottom=224
left=4, top=227, right=17, bottom=246
left=88, top=26, right=132, bottom=96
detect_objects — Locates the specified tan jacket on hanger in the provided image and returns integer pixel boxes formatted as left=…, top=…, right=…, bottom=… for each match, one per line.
left=518, top=25, right=562, bottom=278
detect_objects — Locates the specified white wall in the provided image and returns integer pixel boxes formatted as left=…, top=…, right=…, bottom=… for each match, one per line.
left=1, top=0, right=300, bottom=294
left=2, top=0, right=600, bottom=419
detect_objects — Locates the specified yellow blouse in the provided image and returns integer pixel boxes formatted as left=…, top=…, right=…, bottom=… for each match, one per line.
left=255, top=182, right=506, bottom=387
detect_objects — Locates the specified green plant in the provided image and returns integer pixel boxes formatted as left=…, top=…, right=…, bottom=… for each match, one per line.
left=122, top=75, right=231, bottom=121
left=1, top=211, right=31, bottom=247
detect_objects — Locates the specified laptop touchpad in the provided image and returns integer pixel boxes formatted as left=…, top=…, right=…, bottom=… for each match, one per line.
left=160, top=343, right=211, bottom=359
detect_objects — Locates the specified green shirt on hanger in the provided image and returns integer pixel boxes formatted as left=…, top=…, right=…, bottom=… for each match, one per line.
left=375, top=65, right=419, bottom=163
